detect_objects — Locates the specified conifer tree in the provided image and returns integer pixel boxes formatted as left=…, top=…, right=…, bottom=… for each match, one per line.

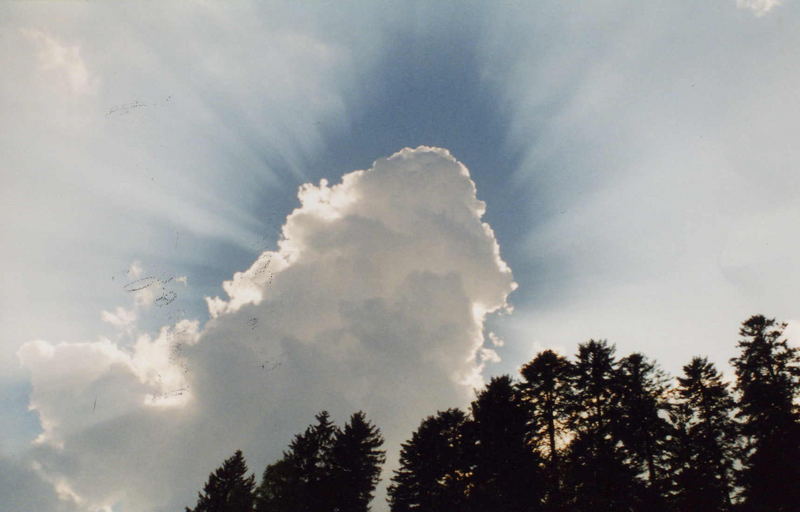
left=330, top=411, right=386, bottom=512
left=730, top=315, right=800, bottom=512
left=666, top=357, right=736, bottom=512
left=255, top=411, right=339, bottom=512
left=614, top=352, right=672, bottom=509
left=563, top=340, right=643, bottom=512
left=186, top=450, right=256, bottom=512
left=388, top=409, right=469, bottom=512
left=465, top=375, right=544, bottom=512
left=663, top=401, right=694, bottom=510
left=519, top=350, right=573, bottom=511
left=255, top=457, right=296, bottom=512
left=294, top=411, right=339, bottom=511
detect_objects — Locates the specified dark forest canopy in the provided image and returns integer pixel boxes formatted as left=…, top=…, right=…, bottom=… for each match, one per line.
left=185, top=314, right=800, bottom=512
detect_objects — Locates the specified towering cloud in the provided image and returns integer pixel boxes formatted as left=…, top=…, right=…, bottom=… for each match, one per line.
left=17, top=147, right=516, bottom=512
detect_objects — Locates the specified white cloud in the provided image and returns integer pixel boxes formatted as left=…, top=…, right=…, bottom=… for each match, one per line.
left=478, top=346, right=501, bottom=364
left=127, top=261, right=143, bottom=280
left=488, top=331, right=505, bottom=347
left=17, top=147, right=515, bottom=512
left=17, top=320, right=199, bottom=449
left=21, top=28, right=98, bottom=95
left=110, top=262, right=189, bottom=310
left=101, top=307, right=136, bottom=330
left=737, top=0, right=783, bottom=16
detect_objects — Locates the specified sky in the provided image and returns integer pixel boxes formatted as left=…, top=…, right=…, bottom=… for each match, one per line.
left=1, top=1, right=799, bottom=510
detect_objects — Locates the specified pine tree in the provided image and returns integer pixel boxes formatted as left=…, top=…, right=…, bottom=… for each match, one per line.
left=663, top=400, right=695, bottom=510
left=255, top=411, right=339, bottom=512
left=294, top=411, right=339, bottom=511
left=519, top=350, right=573, bottom=511
left=186, top=450, right=256, bottom=512
left=465, top=375, right=544, bottom=512
left=614, top=352, right=672, bottom=509
left=330, top=411, right=386, bottom=512
left=388, top=409, right=470, bottom=512
left=563, top=340, right=643, bottom=512
left=730, top=315, right=800, bottom=512
left=666, top=357, right=736, bottom=512
left=255, top=457, right=297, bottom=512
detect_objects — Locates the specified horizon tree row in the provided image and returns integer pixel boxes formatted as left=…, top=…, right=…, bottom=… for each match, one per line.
left=185, top=411, right=385, bottom=512
left=389, top=314, right=800, bottom=512
left=184, top=314, right=800, bottom=512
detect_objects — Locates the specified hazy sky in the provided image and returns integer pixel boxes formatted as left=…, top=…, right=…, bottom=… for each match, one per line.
left=2, top=1, right=799, bottom=511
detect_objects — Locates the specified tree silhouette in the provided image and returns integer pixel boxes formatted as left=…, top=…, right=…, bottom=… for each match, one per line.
left=330, top=411, right=386, bottom=512
left=184, top=314, right=800, bottom=512
left=256, top=411, right=385, bottom=512
left=255, top=411, right=338, bottom=512
left=186, top=450, right=255, bottom=512
left=293, top=411, right=339, bottom=511
left=666, top=357, right=736, bottom=512
left=730, top=315, right=800, bottom=512
left=519, top=350, right=573, bottom=511
left=465, top=375, right=544, bottom=512
left=563, top=340, right=643, bottom=512
left=255, top=457, right=296, bottom=512
left=614, top=352, right=672, bottom=510
left=388, top=409, right=469, bottom=512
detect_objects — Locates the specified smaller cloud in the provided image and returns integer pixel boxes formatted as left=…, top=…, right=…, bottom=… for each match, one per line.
left=488, top=331, right=505, bottom=347
left=21, top=28, right=98, bottom=95
left=100, top=306, right=137, bottom=335
left=128, top=261, right=144, bottom=279
left=131, top=280, right=160, bottom=308
left=120, top=261, right=185, bottom=309
left=478, top=347, right=501, bottom=364
left=101, top=306, right=136, bottom=331
left=736, top=0, right=783, bottom=16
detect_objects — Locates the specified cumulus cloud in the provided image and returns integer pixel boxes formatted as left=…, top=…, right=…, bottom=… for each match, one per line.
left=736, top=0, right=783, bottom=16
left=17, top=147, right=515, bottom=512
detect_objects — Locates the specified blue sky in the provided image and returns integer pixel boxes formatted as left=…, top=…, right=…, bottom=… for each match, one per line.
left=1, top=1, right=799, bottom=510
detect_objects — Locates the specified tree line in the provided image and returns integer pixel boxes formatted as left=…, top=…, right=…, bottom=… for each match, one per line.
left=184, top=315, right=800, bottom=512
